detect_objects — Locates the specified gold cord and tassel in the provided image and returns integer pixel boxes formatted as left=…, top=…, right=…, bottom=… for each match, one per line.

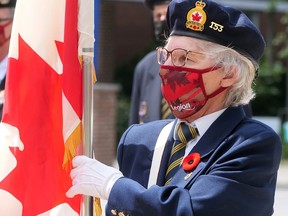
left=94, top=198, right=102, bottom=216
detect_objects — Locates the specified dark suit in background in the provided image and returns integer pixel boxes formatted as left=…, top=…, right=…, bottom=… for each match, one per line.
left=129, top=51, right=162, bottom=125
left=128, top=0, right=174, bottom=125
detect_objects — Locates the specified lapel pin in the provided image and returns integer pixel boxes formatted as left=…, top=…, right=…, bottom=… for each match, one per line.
left=182, top=152, right=201, bottom=180
left=184, top=172, right=193, bottom=180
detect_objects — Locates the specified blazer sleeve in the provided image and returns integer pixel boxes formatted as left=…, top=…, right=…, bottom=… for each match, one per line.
left=108, top=121, right=282, bottom=216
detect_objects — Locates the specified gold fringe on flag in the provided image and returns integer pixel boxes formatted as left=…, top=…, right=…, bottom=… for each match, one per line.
left=79, top=55, right=83, bottom=67
left=62, top=122, right=82, bottom=171
left=92, top=65, right=97, bottom=84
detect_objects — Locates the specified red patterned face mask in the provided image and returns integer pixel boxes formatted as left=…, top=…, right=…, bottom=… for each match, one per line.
left=0, top=21, right=12, bottom=46
left=159, top=65, right=225, bottom=119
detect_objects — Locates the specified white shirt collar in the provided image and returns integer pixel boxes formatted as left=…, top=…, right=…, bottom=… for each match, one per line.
left=174, top=108, right=227, bottom=138
left=173, top=109, right=227, bottom=160
left=174, top=108, right=227, bottom=158
left=193, top=108, right=227, bottom=136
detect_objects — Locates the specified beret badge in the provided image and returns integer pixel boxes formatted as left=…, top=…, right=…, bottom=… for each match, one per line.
left=186, top=0, right=207, bottom=32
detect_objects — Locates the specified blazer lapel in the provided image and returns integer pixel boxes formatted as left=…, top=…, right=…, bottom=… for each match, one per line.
left=168, top=106, right=246, bottom=188
left=193, top=106, right=246, bottom=157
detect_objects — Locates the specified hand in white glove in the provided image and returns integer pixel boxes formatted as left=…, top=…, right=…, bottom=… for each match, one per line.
left=66, top=155, right=123, bottom=200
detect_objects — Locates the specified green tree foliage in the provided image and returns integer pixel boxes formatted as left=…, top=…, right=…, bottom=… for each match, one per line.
left=254, top=9, right=288, bottom=158
left=252, top=7, right=287, bottom=116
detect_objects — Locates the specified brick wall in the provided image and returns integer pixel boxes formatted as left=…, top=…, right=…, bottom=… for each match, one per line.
left=92, top=83, right=120, bottom=165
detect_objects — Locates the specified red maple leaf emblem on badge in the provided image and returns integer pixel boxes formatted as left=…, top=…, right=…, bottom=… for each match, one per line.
left=192, top=12, right=202, bottom=22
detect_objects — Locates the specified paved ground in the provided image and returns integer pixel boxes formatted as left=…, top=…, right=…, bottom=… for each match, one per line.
left=273, top=160, right=288, bottom=216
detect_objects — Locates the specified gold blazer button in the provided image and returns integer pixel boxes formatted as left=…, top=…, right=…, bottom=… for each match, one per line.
left=111, top=209, right=117, bottom=215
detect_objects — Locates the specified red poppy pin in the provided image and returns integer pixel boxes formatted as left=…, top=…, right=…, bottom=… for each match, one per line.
left=182, top=152, right=201, bottom=172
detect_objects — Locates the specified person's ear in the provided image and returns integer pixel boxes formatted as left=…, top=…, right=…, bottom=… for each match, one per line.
left=220, top=66, right=237, bottom=87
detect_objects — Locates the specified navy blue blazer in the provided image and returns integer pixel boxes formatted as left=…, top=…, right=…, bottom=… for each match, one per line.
left=107, top=106, right=282, bottom=216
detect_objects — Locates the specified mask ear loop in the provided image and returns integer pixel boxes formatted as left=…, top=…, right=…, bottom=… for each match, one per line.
left=206, top=87, right=228, bottom=99
left=194, top=64, right=227, bottom=100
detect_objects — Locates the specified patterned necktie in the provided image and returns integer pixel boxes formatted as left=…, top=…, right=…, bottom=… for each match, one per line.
left=161, top=97, right=172, bottom=119
left=164, top=122, right=198, bottom=185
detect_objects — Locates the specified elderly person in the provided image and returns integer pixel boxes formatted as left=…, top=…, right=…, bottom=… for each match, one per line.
left=66, top=0, right=282, bottom=215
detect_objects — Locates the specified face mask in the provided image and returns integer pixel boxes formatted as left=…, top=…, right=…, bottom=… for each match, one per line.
left=159, top=65, right=226, bottom=119
left=0, top=20, right=12, bottom=46
left=153, top=20, right=169, bottom=42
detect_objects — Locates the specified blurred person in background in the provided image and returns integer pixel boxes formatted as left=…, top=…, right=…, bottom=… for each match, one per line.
left=129, top=0, right=174, bottom=125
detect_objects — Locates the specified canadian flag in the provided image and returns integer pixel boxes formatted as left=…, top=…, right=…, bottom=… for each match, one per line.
left=0, top=0, right=94, bottom=215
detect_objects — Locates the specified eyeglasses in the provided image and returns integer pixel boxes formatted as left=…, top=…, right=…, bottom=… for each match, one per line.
left=156, top=47, right=204, bottom=67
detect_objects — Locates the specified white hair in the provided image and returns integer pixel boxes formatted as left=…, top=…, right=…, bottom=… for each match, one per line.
left=199, top=40, right=258, bottom=107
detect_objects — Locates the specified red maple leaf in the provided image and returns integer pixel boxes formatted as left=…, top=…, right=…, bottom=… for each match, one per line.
left=0, top=34, right=73, bottom=216
left=164, top=70, right=190, bottom=92
left=192, top=12, right=202, bottom=22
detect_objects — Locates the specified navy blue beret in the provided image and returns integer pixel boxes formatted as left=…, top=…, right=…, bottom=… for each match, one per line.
left=167, top=0, right=266, bottom=62
left=145, top=0, right=171, bottom=10
left=0, top=0, right=16, bottom=8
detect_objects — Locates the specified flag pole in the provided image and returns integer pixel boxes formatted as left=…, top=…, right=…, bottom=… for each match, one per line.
left=78, top=0, right=95, bottom=214
left=82, top=47, right=95, bottom=216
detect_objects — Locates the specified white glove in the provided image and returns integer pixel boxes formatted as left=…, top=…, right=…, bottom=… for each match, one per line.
left=66, top=155, right=123, bottom=200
